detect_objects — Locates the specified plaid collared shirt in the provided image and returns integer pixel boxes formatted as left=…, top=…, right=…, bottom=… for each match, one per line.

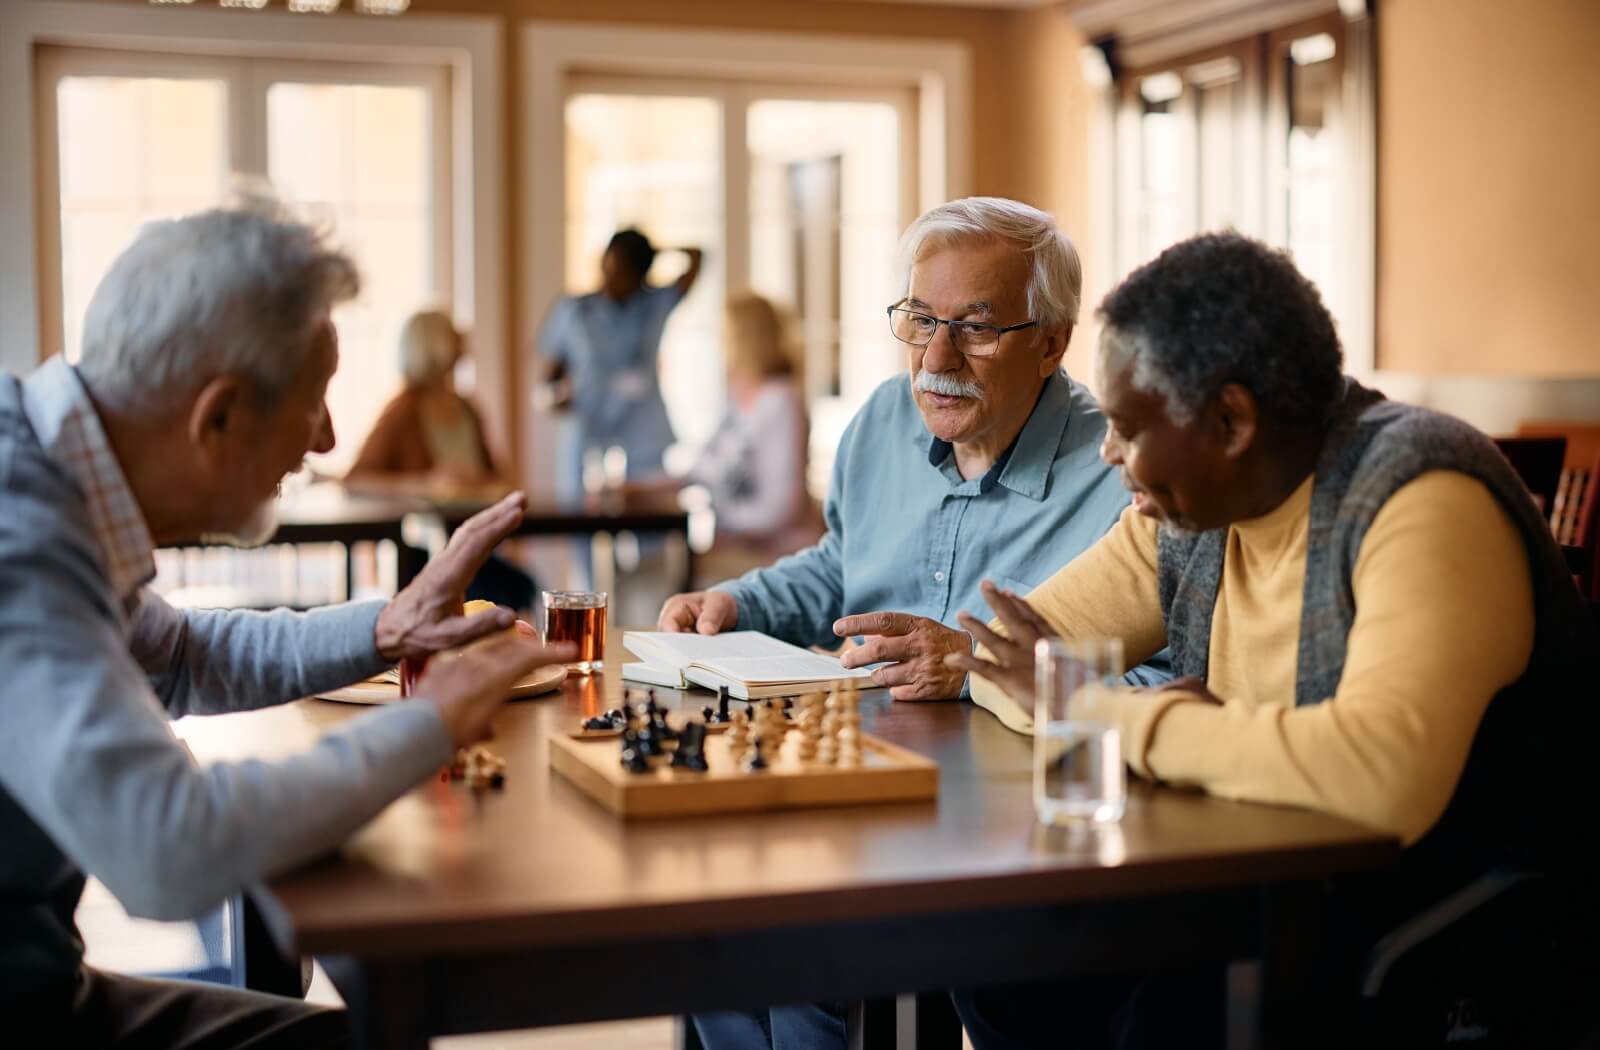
left=21, top=357, right=156, bottom=609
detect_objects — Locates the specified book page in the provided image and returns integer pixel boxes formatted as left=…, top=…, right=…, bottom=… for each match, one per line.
left=696, top=655, right=874, bottom=686
left=623, top=631, right=811, bottom=670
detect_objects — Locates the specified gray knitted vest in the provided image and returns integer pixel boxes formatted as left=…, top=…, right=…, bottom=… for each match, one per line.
left=1157, top=379, right=1594, bottom=869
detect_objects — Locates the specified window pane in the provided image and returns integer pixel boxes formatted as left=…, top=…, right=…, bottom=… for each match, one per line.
left=565, top=93, right=724, bottom=451
left=1137, top=74, right=1188, bottom=260
left=268, top=82, right=435, bottom=476
left=1286, top=38, right=1340, bottom=323
left=747, top=98, right=902, bottom=411
left=55, top=76, right=230, bottom=360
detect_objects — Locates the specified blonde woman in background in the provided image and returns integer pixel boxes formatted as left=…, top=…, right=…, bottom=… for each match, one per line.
left=348, top=310, right=505, bottom=490
left=685, top=293, right=817, bottom=556
left=348, top=309, right=535, bottom=610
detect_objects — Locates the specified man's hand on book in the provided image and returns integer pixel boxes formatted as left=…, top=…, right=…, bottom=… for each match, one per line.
left=657, top=590, right=739, bottom=634
left=833, top=611, right=969, bottom=701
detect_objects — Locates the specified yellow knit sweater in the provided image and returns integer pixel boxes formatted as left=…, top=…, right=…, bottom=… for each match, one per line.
left=970, top=470, right=1534, bottom=843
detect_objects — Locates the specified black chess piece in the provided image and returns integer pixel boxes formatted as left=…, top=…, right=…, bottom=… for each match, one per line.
left=649, top=698, right=677, bottom=742
left=581, top=714, right=613, bottom=731
left=715, top=686, right=732, bottom=723
left=637, top=720, right=662, bottom=758
left=701, top=704, right=716, bottom=723
left=671, top=722, right=709, bottom=772
left=745, top=732, right=769, bottom=772
left=619, top=728, right=650, bottom=773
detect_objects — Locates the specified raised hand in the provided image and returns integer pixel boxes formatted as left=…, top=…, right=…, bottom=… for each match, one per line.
left=943, top=580, right=1060, bottom=706
left=375, top=492, right=527, bottom=662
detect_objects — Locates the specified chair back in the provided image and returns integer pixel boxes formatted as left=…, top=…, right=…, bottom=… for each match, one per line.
left=1517, top=421, right=1600, bottom=544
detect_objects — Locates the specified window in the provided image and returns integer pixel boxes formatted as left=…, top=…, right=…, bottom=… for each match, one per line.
left=562, top=76, right=917, bottom=495
left=36, top=47, right=451, bottom=476
left=1102, top=8, right=1373, bottom=357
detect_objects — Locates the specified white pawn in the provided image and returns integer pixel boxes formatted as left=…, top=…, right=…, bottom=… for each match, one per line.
left=728, top=708, right=750, bottom=759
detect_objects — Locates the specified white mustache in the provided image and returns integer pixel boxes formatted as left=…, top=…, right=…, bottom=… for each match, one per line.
left=914, top=370, right=984, bottom=399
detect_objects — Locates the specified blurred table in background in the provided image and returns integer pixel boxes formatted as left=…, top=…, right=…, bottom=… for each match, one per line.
left=157, top=485, right=696, bottom=609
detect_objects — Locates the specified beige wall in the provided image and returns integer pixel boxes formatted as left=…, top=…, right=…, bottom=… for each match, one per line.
left=1379, top=0, right=1600, bottom=377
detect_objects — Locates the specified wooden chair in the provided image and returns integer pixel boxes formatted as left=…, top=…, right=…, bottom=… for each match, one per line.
left=1569, top=449, right=1600, bottom=597
left=1516, top=422, right=1600, bottom=544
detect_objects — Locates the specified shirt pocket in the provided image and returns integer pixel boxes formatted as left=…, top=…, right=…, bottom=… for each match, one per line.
left=994, top=574, right=1038, bottom=599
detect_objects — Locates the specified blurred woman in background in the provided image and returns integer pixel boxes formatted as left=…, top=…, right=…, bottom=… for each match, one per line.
left=347, top=309, right=535, bottom=611
left=686, top=292, right=815, bottom=555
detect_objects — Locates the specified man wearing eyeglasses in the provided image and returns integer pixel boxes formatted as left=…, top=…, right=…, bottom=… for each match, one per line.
left=659, top=196, right=1164, bottom=711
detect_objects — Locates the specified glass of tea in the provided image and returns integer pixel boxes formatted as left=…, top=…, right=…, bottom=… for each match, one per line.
left=541, top=590, right=607, bottom=674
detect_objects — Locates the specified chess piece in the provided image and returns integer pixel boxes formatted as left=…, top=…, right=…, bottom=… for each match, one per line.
left=745, top=735, right=769, bottom=772
left=462, top=744, right=508, bottom=790
left=701, top=704, right=716, bottom=723
left=728, top=708, right=750, bottom=756
left=795, top=694, right=820, bottom=761
left=671, top=722, right=709, bottom=772
left=837, top=690, right=862, bottom=765
left=581, top=714, right=613, bottom=731
left=619, top=728, right=650, bottom=773
left=648, top=696, right=676, bottom=743
left=637, top=718, right=662, bottom=758
left=715, top=686, right=732, bottom=723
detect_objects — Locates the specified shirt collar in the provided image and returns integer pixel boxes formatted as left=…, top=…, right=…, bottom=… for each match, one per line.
left=927, top=434, right=1016, bottom=494
left=922, top=369, right=1075, bottom=501
left=21, top=357, right=157, bottom=604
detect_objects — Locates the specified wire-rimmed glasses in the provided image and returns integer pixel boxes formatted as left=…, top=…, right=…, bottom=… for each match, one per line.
left=887, top=304, right=1039, bottom=358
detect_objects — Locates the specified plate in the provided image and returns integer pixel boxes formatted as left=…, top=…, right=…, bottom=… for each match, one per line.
left=316, top=662, right=569, bottom=705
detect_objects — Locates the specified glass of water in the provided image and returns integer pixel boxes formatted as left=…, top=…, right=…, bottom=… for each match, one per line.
left=1033, top=638, right=1127, bottom=826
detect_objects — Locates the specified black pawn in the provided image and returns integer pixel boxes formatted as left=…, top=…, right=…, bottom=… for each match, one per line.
left=619, top=728, right=650, bottom=773
left=745, top=733, right=769, bottom=772
left=701, top=704, right=716, bottom=723
left=671, top=722, right=709, bottom=772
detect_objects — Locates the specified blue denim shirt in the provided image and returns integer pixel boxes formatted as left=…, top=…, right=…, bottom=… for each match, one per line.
left=714, top=369, right=1170, bottom=686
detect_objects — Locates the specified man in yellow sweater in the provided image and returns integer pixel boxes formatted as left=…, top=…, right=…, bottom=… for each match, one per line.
left=946, top=232, right=1595, bottom=1048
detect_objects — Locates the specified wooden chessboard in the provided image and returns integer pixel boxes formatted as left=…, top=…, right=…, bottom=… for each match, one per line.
left=549, top=725, right=939, bottom=819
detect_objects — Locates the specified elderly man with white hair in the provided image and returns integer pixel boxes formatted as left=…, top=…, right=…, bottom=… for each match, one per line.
left=680, top=199, right=1167, bottom=1050
left=660, top=197, right=1166, bottom=704
left=0, top=205, right=572, bottom=1046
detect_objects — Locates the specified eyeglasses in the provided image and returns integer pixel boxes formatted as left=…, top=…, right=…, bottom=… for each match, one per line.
left=886, top=304, right=1039, bottom=358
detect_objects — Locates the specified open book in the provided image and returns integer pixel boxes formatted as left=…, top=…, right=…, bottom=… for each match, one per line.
left=621, top=630, right=875, bottom=699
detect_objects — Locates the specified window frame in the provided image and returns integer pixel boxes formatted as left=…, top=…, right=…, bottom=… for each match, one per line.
left=33, top=45, right=454, bottom=371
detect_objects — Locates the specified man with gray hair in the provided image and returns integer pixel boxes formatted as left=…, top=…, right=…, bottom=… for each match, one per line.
left=661, top=197, right=1163, bottom=714
left=0, top=205, right=573, bottom=1046
left=678, top=199, right=1165, bottom=1050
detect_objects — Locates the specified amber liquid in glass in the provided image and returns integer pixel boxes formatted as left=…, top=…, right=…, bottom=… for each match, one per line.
left=545, top=604, right=606, bottom=671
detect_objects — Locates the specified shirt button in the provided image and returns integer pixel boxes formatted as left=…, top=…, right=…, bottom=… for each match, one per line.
left=934, top=571, right=945, bottom=582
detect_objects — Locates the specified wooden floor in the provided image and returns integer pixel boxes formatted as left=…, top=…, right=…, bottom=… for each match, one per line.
left=78, top=878, right=676, bottom=1049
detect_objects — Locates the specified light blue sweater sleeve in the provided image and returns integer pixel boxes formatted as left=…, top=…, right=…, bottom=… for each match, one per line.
left=0, top=479, right=453, bottom=922
left=128, top=591, right=391, bottom=716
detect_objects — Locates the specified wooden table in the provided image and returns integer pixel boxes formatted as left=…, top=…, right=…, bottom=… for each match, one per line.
left=177, top=639, right=1399, bottom=1049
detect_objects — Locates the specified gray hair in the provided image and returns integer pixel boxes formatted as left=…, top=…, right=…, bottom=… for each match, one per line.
left=77, top=201, right=360, bottom=414
left=398, top=309, right=460, bottom=387
left=897, top=196, right=1082, bottom=330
